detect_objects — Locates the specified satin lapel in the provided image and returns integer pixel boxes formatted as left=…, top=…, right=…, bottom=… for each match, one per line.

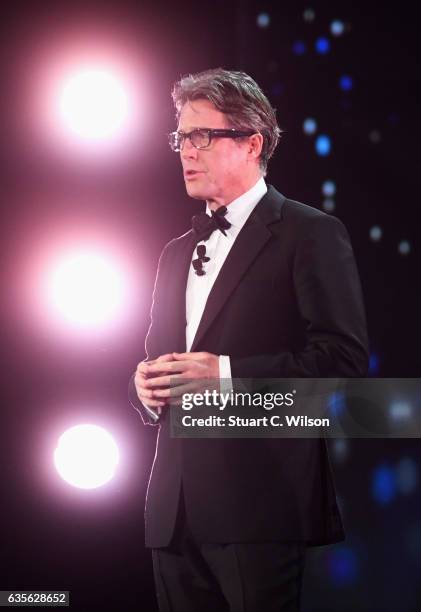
left=190, top=186, right=285, bottom=352
left=168, top=231, right=196, bottom=353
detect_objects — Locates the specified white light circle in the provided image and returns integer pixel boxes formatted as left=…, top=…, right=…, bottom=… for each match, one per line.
left=370, top=226, right=382, bottom=242
left=398, top=240, right=411, bottom=255
left=303, top=8, right=315, bottom=22
left=54, top=65, right=134, bottom=147
left=389, top=401, right=412, bottom=422
left=54, top=424, right=119, bottom=489
left=257, top=12, right=270, bottom=28
left=303, top=117, right=317, bottom=135
left=330, top=20, right=345, bottom=36
left=322, top=180, right=336, bottom=197
left=45, top=249, right=128, bottom=330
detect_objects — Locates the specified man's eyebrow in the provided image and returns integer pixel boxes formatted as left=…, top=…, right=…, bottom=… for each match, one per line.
left=177, top=127, right=209, bottom=132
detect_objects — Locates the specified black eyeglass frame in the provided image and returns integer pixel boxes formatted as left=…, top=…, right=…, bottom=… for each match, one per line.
left=168, top=128, right=256, bottom=152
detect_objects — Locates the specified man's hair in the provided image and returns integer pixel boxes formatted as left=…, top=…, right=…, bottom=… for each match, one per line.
left=171, top=68, right=282, bottom=175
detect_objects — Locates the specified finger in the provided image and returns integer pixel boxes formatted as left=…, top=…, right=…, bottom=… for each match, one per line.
left=146, top=360, right=190, bottom=374
left=143, top=354, right=174, bottom=367
left=137, top=361, right=153, bottom=375
left=167, top=396, right=185, bottom=406
left=172, top=352, right=206, bottom=361
left=144, top=374, right=184, bottom=388
left=135, top=374, right=169, bottom=396
left=134, top=372, right=147, bottom=386
left=155, top=353, right=176, bottom=362
left=137, top=353, right=173, bottom=373
left=135, top=380, right=155, bottom=400
left=134, top=380, right=167, bottom=405
left=153, top=380, right=201, bottom=399
left=139, top=360, right=174, bottom=378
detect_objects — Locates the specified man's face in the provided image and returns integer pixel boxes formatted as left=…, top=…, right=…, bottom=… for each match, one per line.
left=177, top=99, right=253, bottom=204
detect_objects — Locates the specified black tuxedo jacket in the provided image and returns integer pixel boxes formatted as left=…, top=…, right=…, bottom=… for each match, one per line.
left=129, top=185, right=369, bottom=548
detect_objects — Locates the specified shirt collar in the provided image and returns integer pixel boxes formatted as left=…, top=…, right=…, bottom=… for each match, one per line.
left=205, top=177, right=267, bottom=229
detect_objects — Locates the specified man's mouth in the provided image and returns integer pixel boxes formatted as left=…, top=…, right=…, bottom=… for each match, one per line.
left=184, top=170, right=204, bottom=178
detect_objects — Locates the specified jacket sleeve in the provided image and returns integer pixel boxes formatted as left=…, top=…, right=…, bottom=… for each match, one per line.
left=230, top=214, right=369, bottom=380
left=128, top=242, right=173, bottom=425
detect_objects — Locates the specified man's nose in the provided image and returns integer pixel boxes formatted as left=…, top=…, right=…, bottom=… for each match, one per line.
left=181, top=137, right=198, bottom=159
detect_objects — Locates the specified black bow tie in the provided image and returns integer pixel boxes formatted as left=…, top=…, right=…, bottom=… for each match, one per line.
left=191, top=206, right=231, bottom=244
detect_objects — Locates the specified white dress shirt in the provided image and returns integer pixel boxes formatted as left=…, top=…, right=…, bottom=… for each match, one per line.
left=145, top=176, right=268, bottom=420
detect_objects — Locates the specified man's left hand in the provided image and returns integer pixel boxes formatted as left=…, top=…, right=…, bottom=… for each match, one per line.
left=142, top=351, right=220, bottom=403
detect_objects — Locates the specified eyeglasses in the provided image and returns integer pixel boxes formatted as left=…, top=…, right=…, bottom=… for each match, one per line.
left=168, top=128, right=256, bottom=152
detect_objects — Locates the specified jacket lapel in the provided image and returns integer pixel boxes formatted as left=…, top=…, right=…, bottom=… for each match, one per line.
left=190, top=185, right=285, bottom=352
left=167, top=231, right=196, bottom=353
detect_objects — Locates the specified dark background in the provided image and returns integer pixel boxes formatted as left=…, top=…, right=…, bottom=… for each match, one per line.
left=1, top=1, right=420, bottom=610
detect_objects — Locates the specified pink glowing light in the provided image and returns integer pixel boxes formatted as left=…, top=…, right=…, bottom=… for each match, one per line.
left=54, top=424, right=119, bottom=489
left=35, top=41, right=145, bottom=157
left=54, top=65, right=133, bottom=145
left=41, top=244, right=132, bottom=332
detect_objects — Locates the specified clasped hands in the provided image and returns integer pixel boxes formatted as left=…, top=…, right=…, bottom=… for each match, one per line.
left=134, top=351, right=220, bottom=408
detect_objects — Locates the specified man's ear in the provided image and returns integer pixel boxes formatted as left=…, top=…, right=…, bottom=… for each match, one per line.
left=248, top=133, right=264, bottom=160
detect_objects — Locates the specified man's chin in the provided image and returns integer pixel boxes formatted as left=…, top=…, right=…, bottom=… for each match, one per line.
left=185, top=182, right=209, bottom=201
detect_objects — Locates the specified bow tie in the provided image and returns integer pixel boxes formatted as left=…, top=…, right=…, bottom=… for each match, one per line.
left=191, top=206, right=231, bottom=244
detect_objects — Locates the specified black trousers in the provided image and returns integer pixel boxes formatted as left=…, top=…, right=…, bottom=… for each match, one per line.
left=151, top=489, right=306, bottom=612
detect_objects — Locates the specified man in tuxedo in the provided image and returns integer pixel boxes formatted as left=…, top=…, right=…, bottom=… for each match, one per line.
left=129, top=68, right=369, bottom=611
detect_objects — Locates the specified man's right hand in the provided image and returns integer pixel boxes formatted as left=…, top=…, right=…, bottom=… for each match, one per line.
left=134, top=353, right=175, bottom=408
